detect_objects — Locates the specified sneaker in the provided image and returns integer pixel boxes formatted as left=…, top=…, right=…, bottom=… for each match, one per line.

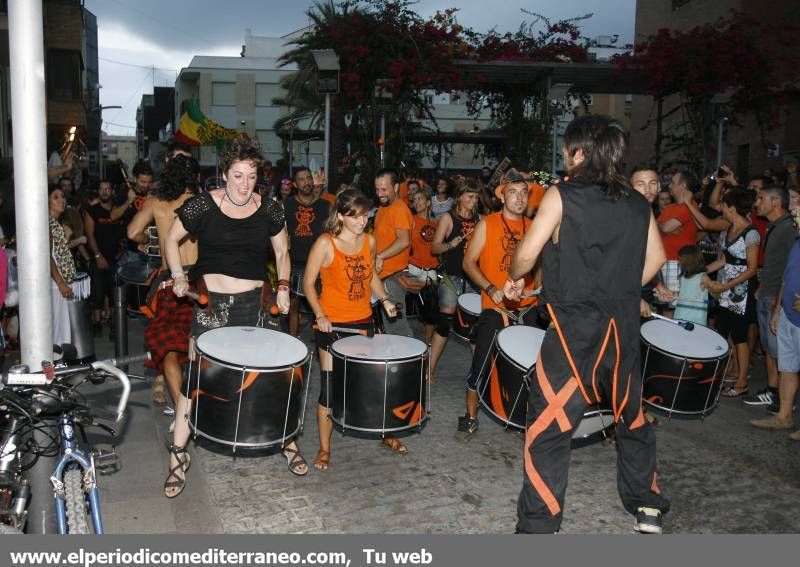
left=163, top=405, right=175, bottom=416
left=750, top=415, right=794, bottom=430
left=634, top=507, right=662, bottom=534
left=789, top=430, right=800, bottom=441
left=767, top=401, right=796, bottom=415
left=457, top=414, right=479, bottom=434
left=742, top=388, right=776, bottom=406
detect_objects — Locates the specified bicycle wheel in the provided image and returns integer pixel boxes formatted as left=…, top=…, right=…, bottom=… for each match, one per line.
left=64, top=469, right=91, bottom=534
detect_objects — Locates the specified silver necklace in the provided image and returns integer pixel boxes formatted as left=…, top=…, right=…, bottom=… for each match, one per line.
left=224, top=188, right=253, bottom=207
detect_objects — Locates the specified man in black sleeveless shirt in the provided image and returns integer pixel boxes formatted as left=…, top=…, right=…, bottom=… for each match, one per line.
left=505, top=115, right=670, bottom=534
left=284, top=167, right=329, bottom=336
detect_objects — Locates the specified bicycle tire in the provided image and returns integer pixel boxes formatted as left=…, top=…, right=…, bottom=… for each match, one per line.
left=64, top=469, right=91, bottom=534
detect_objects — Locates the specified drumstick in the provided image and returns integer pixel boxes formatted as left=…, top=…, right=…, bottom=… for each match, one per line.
left=520, top=287, right=542, bottom=297
left=183, top=290, right=208, bottom=306
left=650, top=313, right=695, bottom=331
left=312, top=324, right=373, bottom=337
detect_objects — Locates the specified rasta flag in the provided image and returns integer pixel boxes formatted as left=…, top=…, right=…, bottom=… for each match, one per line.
left=175, top=100, right=238, bottom=147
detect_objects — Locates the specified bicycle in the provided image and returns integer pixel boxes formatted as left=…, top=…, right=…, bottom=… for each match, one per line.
left=1, top=352, right=148, bottom=534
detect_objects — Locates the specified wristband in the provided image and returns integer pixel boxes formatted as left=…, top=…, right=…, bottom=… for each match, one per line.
left=277, top=279, right=290, bottom=288
left=171, top=272, right=186, bottom=279
left=277, top=285, right=290, bottom=293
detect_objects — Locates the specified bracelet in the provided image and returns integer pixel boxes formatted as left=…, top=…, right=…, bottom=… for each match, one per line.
left=315, top=314, right=328, bottom=321
left=277, top=285, right=290, bottom=293
left=380, top=297, right=392, bottom=303
left=94, top=253, right=102, bottom=258
left=171, top=272, right=186, bottom=279
left=277, top=279, right=290, bottom=287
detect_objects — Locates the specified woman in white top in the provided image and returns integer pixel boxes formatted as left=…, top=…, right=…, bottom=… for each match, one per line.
left=430, top=176, right=453, bottom=218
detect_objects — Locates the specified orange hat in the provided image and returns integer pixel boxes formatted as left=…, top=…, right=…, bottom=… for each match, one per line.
left=495, top=180, right=543, bottom=200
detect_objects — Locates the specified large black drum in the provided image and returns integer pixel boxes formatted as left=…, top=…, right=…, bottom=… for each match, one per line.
left=640, top=319, right=730, bottom=417
left=189, top=327, right=310, bottom=450
left=453, top=293, right=481, bottom=342
left=481, top=325, right=616, bottom=446
left=329, top=335, right=429, bottom=434
left=479, top=325, right=545, bottom=429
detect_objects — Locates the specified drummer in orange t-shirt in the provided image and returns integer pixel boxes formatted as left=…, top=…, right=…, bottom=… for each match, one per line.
left=459, top=171, right=541, bottom=434
left=374, top=168, right=414, bottom=336
left=303, top=189, right=399, bottom=470
left=408, top=186, right=439, bottom=343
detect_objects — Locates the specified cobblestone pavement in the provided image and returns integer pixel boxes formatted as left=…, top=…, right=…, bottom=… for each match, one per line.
left=100, top=317, right=800, bottom=534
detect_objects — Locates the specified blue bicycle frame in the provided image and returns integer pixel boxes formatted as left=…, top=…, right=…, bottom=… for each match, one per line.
left=52, top=415, right=104, bottom=534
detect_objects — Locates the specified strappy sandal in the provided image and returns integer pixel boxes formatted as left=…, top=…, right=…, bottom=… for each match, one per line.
left=314, top=450, right=330, bottom=471
left=381, top=437, right=408, bottom=455
left=152, top=375, right=168, bottom=406
left=164, top=445, right=191, bottom=498
left=283, top=444, right=309, bottom=476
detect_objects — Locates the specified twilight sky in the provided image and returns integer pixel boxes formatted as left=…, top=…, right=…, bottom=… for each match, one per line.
left=83, top=0, right=636, bottom=136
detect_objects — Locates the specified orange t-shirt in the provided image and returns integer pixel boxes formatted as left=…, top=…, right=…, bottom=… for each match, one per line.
left=319, top=234, right=373, bottom=323
left=527, top=183, right=546, bottom=212
left=479, top=213, right=536, bottom=310
left=750, top=213, right=767, bottom=267
left=374, top=198, right=414, bottom=278
left=657, top=203, right=698, bottom=260
left=409, top=215, right=438, bottom=269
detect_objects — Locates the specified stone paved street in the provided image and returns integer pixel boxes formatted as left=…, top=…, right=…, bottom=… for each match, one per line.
left=96, top=317, right=800, bottom=534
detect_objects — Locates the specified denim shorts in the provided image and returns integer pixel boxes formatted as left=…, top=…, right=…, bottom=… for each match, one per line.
left=756, top=295, right=778, bottom=358
left=777, top=308, right=800, bottom=373
left=438, top=275, right=478, bottom=310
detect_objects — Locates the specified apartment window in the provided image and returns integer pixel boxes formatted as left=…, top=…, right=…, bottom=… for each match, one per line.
left=624, top=94, right=633, bottom=107
left=256, top=83, right=281, bottom=106
left=212, top=82, right=235, bottom=106
left=47, top=49, right=82, bottom=101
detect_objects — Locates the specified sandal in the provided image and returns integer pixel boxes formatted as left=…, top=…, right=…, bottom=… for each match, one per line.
left=314, top=450, right=330, bottom=471
left=283, top=444, right=309, bottom=476
left=721, top=386, right=749, bottom=398
left=164, top=445, right=190, bottom=499
left=381, top=437, right=408, bottom=455
left=152, top=375, right=168, bottom=406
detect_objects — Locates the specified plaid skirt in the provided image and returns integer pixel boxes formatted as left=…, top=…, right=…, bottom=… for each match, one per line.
left=144, top=288, right=193, bottom=371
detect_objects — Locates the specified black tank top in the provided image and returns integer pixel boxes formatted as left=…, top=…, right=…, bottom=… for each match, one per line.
left=542, top=181, right=649, bottom=307
left=442, top=212, right=479, bottom=276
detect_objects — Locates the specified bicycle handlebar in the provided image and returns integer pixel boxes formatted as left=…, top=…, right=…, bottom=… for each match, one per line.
left=87, top=360, right=130, bottom=423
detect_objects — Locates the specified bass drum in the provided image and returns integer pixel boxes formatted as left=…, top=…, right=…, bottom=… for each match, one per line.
left=189, top=327, right=310, bottom=450
left=329, top=335, right=429, bottom=434
left=641, top=320, right=730, bottom=417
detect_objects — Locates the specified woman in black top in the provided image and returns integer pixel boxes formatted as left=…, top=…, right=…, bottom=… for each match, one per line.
left=428, top=178, right=481, bottom=375
left=163, top=137, right=305, bottom=498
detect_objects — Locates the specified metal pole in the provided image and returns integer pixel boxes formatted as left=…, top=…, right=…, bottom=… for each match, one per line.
left=551, top=113, right=558, bottom=175
left=113, top=285, right=128, bottom=370
left=716, top=116, right=727, bottom=169
left=9, top=0, right=56, bottom=534
left=99, top=127, right=104, bottom=178
left=380, top=113, right=386, bottom=167
left=323, top=93, right=330, bottom=186
left=9, top=0, right=52, bottom=371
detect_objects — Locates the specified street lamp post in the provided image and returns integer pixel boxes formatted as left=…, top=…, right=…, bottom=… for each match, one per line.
left=92, top=104, right=122, bottom=178
left=311, top=50, right=340, bottom=189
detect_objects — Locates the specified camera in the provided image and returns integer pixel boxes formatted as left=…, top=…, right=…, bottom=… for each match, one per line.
left=718, top=167, right=726, bottom=177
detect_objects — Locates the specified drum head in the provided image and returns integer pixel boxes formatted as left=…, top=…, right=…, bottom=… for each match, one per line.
left=457, top=293, right=481, bottom=316
left=196, top=326, right=308, bottom=369
left=332, top=334, right=427, bottom=361
left=640, top=320, right=728, bottom=359
left=497, top=326, right=546, bottom=370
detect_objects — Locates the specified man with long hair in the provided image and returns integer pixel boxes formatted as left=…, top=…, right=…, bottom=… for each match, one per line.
left=506, top=115, right=670, bottom=534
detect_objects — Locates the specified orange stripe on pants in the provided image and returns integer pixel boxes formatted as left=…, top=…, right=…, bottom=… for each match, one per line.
left=523, top=358, right=579, bottom=516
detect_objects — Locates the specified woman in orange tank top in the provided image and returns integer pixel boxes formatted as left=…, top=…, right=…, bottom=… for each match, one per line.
left=303, top=189, right=400, bottom=471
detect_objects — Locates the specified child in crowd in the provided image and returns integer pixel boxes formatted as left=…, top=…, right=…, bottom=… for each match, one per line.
left=674, top=244, right=709, bottom=326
